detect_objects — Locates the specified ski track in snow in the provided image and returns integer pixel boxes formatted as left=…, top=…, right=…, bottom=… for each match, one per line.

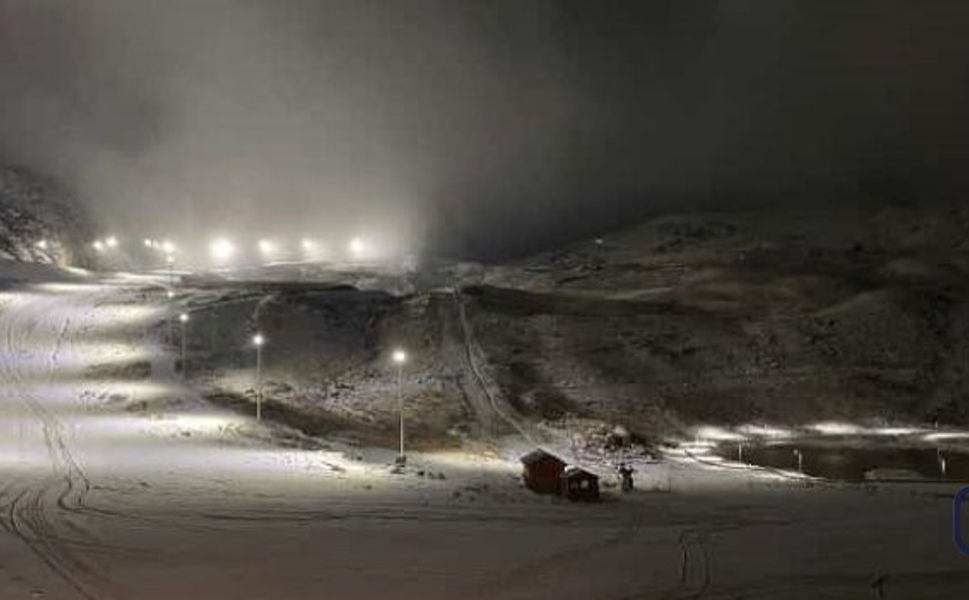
left=0, top=284, right=116, bottom=598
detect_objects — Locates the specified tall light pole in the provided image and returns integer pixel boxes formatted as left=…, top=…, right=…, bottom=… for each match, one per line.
left=253, top=333, right=265, bottom=421
left=166, top=285, right=176, bottom=343
left=392, top=348, right=407, bottom=465
left=179, top=313, right=189, bottom=378
left=166, top=287, right=176, bottom=342
left=593, top=237, right=605, bottom=270
left=166, top=254, right=176, bottom=288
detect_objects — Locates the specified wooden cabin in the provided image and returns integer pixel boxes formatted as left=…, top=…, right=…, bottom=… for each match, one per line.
left=520, top=449, right=567, bottom=494
left=561, top=466, right=600, bottom=502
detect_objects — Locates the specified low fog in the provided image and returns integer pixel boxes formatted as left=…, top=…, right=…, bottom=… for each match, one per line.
left=1, top=1, right=967, bottom=259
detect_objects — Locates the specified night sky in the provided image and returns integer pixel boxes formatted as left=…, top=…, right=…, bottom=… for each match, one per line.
left=1, top=1, right=967, bottom=259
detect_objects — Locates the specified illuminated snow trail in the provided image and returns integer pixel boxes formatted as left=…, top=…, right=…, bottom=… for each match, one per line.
left=0, top=278, right=359, bottom=598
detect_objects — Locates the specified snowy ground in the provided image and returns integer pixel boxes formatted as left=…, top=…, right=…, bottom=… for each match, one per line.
left=0, top=275, right=966, bottom=599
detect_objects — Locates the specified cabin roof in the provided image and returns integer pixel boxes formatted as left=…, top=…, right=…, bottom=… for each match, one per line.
left=520, top=448, right=566, bottom=467
left=563, top=465, right=599, bottom=480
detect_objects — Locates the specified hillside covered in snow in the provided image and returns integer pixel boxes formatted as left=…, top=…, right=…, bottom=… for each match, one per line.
left=171, top=201, right=969, bottom=450
left=0, top=166, right=92, bottom=268
left=478, top=202, right=969, bottom=434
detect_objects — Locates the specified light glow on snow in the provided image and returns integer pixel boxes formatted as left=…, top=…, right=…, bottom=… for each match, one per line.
left=735, top=424, right=797, bottom=439
left=923, top=432, right=969, bottom=442
left=35, top=282, right=103, bottom=294
left=808, top=422, right=864, bottom=436
left=694, top=426, right=744, bottom=442
left=871, top=427, right=925, bottom=436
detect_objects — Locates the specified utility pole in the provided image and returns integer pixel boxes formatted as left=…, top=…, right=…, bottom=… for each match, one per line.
left=166, top=287, right=176, bottom=343
left=166, top=254, right=175, bottom=287
left=253, top=334, right=265, bottom=420
left=179, top=313, right=189, bottom=378
left=392, top=349, right=407, bottom=465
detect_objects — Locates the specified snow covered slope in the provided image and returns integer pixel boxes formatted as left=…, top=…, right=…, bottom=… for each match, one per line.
left=0, top=166, right=92, bottom=267
left=476, top=202, right=969, bottom=433
left=185, top=202, right=969, bottom=450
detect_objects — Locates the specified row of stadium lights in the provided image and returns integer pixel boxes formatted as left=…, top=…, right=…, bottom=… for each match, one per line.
left=87, top=235, right=370, bottom=263
left=210, top=236, right=366, bottom=262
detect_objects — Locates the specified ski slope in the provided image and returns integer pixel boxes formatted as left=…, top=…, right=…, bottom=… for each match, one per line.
left=0, top=276, right=965, bottom=599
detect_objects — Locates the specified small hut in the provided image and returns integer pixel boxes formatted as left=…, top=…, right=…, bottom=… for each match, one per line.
left=520, top=449, right=567, bottom=494
left=561, top=466, right=600, bottom=502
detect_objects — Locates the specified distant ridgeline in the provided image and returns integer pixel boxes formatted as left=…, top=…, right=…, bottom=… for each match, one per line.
left=0, top=167, right=92, bottom=267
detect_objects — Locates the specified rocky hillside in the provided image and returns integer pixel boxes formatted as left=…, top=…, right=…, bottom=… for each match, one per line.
left=179, top=202, right=969, bottom=449
left=0, top=167, right=92, bottom=267
left=478, top=202, right=969, bottom=432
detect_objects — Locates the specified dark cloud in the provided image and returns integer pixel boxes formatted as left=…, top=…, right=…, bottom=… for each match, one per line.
left=1, top=1, right=967, bottom=260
